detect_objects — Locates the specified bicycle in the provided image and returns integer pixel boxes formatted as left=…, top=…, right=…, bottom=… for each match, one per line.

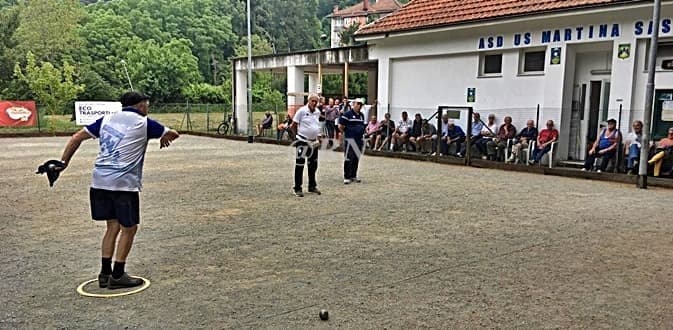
left=217, top=114, right=233, bottom=135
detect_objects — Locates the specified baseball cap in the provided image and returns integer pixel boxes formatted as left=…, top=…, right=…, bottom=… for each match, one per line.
left=120, top=91, right=150, bottom=107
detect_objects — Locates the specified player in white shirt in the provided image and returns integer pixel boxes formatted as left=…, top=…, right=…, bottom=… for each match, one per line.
left=56, top=92, right=179, bottom=289
left=290, top=93, right=322, bottom=197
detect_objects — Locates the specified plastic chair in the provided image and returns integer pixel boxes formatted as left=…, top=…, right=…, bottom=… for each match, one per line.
left=528, top=141, right=557, bottom=168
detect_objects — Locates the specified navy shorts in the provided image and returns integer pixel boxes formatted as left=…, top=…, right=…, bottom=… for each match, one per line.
left=89, top=188, right=140, bottom=228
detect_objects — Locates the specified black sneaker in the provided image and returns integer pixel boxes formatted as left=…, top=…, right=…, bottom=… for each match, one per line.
left=98, top=273, right=110, bottom=288
left=308, top=188, right=321, bottom=195
left=350, top=178, right=362, bottom=183
left=293, top=189, right=304, bottom=197
left=108, top=273, right=144, bottom=290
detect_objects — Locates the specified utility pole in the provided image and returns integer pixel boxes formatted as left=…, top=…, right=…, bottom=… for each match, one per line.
left=246, top=0, right=254, bottom=143
left=638, top=0, right=662, bottom=189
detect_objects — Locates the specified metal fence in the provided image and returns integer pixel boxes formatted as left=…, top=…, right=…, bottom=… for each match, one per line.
left=0, top=102, right=286, bottom=135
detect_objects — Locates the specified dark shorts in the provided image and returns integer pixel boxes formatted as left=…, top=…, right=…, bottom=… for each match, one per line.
left=89, top=188, right=140, bottom=228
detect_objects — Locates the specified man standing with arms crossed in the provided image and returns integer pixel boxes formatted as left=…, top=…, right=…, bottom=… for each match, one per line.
left=291, top=93, right=322, bottom=197
left=339, top=98, right=367, bottom=184
left=56, top=91, right=179, bottom=289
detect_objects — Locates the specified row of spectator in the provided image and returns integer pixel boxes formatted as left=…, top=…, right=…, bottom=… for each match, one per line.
left=272, top=101, right=673, bottom=177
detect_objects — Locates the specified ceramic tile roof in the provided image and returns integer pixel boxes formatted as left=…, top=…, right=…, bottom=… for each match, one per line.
left=330, top=0, right=402, bottom=18
left=356, top=0, right=645, bottom=36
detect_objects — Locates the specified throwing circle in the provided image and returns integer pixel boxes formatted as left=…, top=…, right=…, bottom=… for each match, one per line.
left=76, top=276, right=151, bottom=298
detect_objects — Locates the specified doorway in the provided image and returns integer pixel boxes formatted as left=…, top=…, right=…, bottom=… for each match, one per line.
left=587, top=81, right=602, bottom=146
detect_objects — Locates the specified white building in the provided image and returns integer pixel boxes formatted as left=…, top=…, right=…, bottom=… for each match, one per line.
left=328, top=0, right=402, bottom=48
left=356, top=0, right=673, bottom=161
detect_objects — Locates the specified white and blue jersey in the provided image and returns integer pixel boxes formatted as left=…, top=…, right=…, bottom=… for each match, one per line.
left=84, top=107, right=168, bottom=192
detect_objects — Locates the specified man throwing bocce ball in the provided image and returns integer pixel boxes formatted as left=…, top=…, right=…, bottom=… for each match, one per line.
left=56, top=91, right=179, bottom=289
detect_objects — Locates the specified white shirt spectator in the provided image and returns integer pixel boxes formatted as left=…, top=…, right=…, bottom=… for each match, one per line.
left=624, top=132, right=642, bottom=148
left=398, top=119, right=413, bottom=134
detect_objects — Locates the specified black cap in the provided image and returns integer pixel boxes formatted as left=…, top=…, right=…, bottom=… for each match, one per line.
left=120, top=91, right=150, bottom=107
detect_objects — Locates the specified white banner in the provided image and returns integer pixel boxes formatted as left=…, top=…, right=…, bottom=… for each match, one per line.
left=75, top=101, right=122, bottom=125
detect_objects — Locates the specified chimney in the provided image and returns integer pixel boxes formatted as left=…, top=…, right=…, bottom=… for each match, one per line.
left=363, top=0, right=369, bottom=11
left=333, top=5, right=338, bottom=14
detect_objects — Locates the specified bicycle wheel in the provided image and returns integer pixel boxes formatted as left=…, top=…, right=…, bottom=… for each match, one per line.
left=217, top=122, right=229, bottom=135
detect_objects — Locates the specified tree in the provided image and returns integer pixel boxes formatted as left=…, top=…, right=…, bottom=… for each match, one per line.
left=13, top=52, right=84, bottom=131
left=10, top=0, right=84, bottom=63
left=182, top=83, right=227, bottom=104
left=338, top=22, right=363, bottom=47
left=124, top=38, right=202, bottom=103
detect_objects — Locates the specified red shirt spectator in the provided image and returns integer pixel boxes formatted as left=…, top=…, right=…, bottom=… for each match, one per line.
left=538, top=127, right=559, bottom=145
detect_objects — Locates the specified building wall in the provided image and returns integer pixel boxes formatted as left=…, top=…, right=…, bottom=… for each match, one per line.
left=368, top=4, right=673, bottom=160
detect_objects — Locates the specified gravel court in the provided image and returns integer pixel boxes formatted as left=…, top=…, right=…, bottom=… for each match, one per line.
left=1, top=135, right=673, bottom=328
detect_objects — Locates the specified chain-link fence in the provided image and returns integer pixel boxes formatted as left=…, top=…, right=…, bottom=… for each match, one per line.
left=0, top=102, right=287, bottom=136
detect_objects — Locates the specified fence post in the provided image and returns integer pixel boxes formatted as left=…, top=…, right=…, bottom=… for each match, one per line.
left=616, top=104, right=623, bottom=173
left=37, top=106, right=42, bottom=133
left=535, top=104, right=540, bottom=129
left=435, top=107, right=443, bottom=160
left=465, top=107, right=473, bottom=165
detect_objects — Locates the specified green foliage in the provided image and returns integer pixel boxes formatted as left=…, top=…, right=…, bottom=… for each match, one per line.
left=10, top=0, right=84, bottom=63
left=339, top=22, right=363, bottom=47
left=124, top=38, right=202, bottom=103
left=13, top=52, right=84, bottom=131
left=182, top=83, right=228, bottom=104
left=0, top=0, right=373, bottom=105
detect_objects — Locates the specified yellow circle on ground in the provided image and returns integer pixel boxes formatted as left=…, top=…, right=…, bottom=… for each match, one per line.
left=76, top=276, right=151, bottom=298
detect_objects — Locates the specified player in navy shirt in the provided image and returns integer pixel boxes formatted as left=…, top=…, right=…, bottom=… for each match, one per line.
left=339, top=99, right=367, bottom=184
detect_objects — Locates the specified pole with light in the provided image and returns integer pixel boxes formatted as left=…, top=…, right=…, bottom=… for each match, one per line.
left=246, top=0, right=254, bottom=143
left=120, top=59, right=134, bottom=91
left=638, top=0, right=662, bottom=189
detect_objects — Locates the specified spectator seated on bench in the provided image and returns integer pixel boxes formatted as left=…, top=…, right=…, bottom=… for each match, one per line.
left=256, top=111, right=273, bottom=137
left=407, top=113, right=423, bottom=152
left=507, top=119, right=537, bottom=164
left=277, top=114, right=294, bottom=141
left=487, top=116, right=516, bottom=161
left=437, top=116, right=465, bottom=156
left=530, top=120, right=559, bottom=166
left=583, top=119, right=621, bottom=172
left=365, top=115, right=379, bottom=149
left=392, top=111, right=413, bottom=152
left=623, top=120, right=643, bottom=175
left=374, top=113, right=395, bottom=151
left=416, top=119, right=438, bottom=154
left=648, top=127, right=673, bottom=177
left=459, top=112, right=484, bottom=158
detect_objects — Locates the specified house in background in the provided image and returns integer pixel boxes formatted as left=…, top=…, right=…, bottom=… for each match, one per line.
left=328, top=0, right=402, bottom=48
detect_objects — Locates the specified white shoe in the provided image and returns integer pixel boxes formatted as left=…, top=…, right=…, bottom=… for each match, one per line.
left=431, top=152, right=437, bottom=156
left=597, top=169, right=602, bottom=173
left=343, top=179, right=351, bottom=184
left=581, top=168, right=586, bottom=171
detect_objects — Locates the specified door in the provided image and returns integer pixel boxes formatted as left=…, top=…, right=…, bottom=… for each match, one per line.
left=653, top=90, right=673, bottom=140
left=587, top=81, right=602, bottom=148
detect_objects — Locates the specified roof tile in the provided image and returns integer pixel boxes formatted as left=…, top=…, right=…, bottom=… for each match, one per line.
left=357, top=0, right=642, bottom=36
left=331, top=0, right=402, bottom=17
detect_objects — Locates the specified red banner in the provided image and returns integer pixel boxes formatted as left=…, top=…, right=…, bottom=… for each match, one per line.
left=0, top=101, right=37, bottom=127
